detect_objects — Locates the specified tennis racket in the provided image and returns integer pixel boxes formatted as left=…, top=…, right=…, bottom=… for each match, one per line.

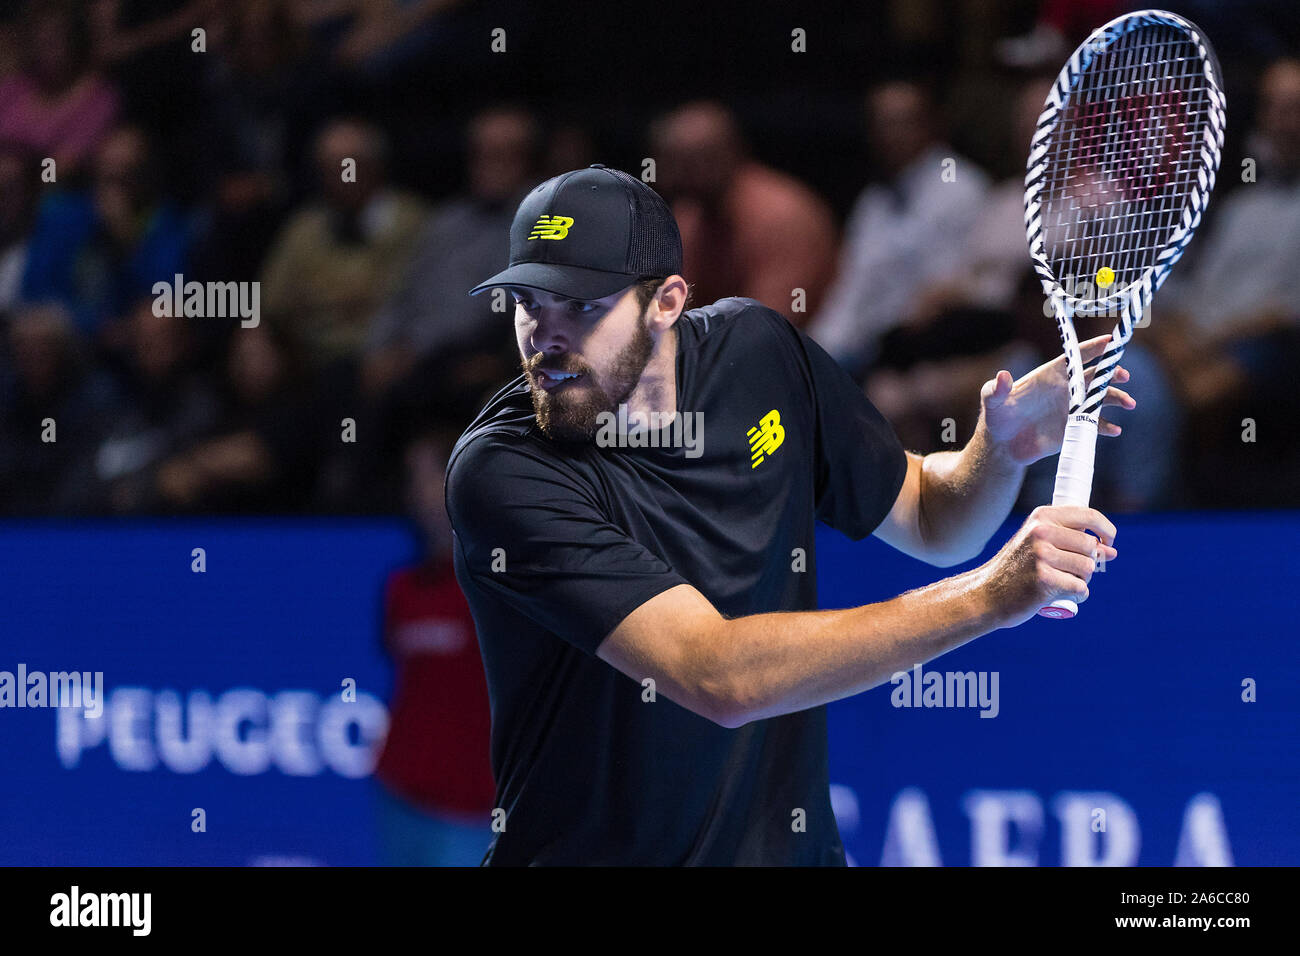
left=1024, top=9, right=1226, bottom=619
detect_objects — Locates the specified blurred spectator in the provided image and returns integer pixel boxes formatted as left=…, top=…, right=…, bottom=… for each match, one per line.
left=650, top=100, right=838, bottom=326
left=0, top=143, right=40, bottom=314
left=361, top=105, right=541, bottom=398
left=198, top=0, right=322, bottom=206
left=327, top=0, right=469, bottom=75
left=89, top=299, right=221, bottom=513
left=154, top=323, right=322, bottom=512
left=0, top=302, right=120, bottom=514
left=20, top=124, right=190, bottom=343
left=1154, top=56, right=1300, bottom=505
left=808, top=80, right=991, bottom=378
left=293, top=0, right=527, bottom=118
left=260, top=116, right=427, bottom=371
left=89, top=0, right=218, bottom=70
left=184, top=1, right=323, bottom=347
left=899, top=78, right=1053, bottom=329
left=88, top=0, right=221, bottom=202
left=865, top=79, right=1051, bottom=450
left=0, top=0, right=121, bottom=181
left=373, top=426, right=495, bottom=866
left=0, top=1, right=1290, bottom=518
left=997, top=0, right=1126, bottom=70
left=1158, top=57, right=1300, bottom=407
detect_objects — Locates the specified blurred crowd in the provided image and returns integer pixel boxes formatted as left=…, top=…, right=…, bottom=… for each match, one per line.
left=1, top=0, right=1298, bottom=517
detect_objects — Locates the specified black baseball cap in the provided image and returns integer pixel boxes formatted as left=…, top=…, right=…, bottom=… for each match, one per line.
left=469, top=164, right=683, bottom=301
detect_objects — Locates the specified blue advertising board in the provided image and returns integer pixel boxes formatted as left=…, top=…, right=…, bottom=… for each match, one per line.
left=821, top=512, right=1299, bottom=867
left=0, top=520, right=414, bottom=866
left=0, top=514, right=1296, bottom=865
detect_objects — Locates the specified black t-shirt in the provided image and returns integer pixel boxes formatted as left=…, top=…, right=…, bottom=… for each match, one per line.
left=445, top=297, right=907, bottom=865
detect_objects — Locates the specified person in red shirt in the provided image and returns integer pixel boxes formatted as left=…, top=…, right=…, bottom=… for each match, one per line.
left=649, top=100, right=838, bottom=328
left=373, top=426, right=495, bottom=865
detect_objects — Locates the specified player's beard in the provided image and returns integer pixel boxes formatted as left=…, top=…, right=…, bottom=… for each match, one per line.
left=527, top=318, right=655, bottom=443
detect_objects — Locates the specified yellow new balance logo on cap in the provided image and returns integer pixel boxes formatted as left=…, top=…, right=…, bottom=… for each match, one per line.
left=747, top=409, right=785, bottom=468
left=528, top=215, right=574, bottom=240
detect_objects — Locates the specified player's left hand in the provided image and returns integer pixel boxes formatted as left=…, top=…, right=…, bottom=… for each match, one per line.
left=980, top=335, right=1136, bottom=465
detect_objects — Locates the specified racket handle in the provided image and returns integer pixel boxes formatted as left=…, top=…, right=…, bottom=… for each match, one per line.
left=1038, top=414, right=1099, bottom=621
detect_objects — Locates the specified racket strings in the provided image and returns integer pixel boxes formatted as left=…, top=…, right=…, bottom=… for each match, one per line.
left=1041, top=25, right=1213, bottom=305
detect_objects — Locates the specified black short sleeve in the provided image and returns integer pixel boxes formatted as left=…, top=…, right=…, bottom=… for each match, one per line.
left=446, top=434, right=689, bottom=656
left=753, top=304, right=908, bottom=540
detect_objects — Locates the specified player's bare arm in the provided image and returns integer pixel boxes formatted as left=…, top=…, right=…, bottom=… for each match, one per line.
left=875, top=333, right=1135, bottom=567
left=599, top=504, right=1117, bottom=728
left=600, top=335, right=1137, bottom=728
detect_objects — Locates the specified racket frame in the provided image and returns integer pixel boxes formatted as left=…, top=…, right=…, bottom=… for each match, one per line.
left=1023, top=8, right=1226, bottom=618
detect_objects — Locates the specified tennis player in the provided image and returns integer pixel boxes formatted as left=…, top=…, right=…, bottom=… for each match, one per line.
left=447, top=165, right=1131, bottom=865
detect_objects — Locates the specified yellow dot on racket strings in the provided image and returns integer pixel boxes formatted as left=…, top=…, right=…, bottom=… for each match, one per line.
left=1096, top=266, right=1115, bottom=288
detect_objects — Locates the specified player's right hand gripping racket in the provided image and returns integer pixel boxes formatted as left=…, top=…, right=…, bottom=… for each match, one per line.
left=1024, top=9, right=1226, bottom=619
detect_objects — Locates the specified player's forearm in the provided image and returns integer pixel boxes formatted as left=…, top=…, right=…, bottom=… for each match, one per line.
left=916, top=416, right=1025, bottom=564
left=708, top=565, right=1002, bottom=727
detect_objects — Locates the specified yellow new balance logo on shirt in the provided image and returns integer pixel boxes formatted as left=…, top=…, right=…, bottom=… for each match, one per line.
left=528, top=215, right=574, bottom=240
left=747, top=409, right=785, bottom=468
